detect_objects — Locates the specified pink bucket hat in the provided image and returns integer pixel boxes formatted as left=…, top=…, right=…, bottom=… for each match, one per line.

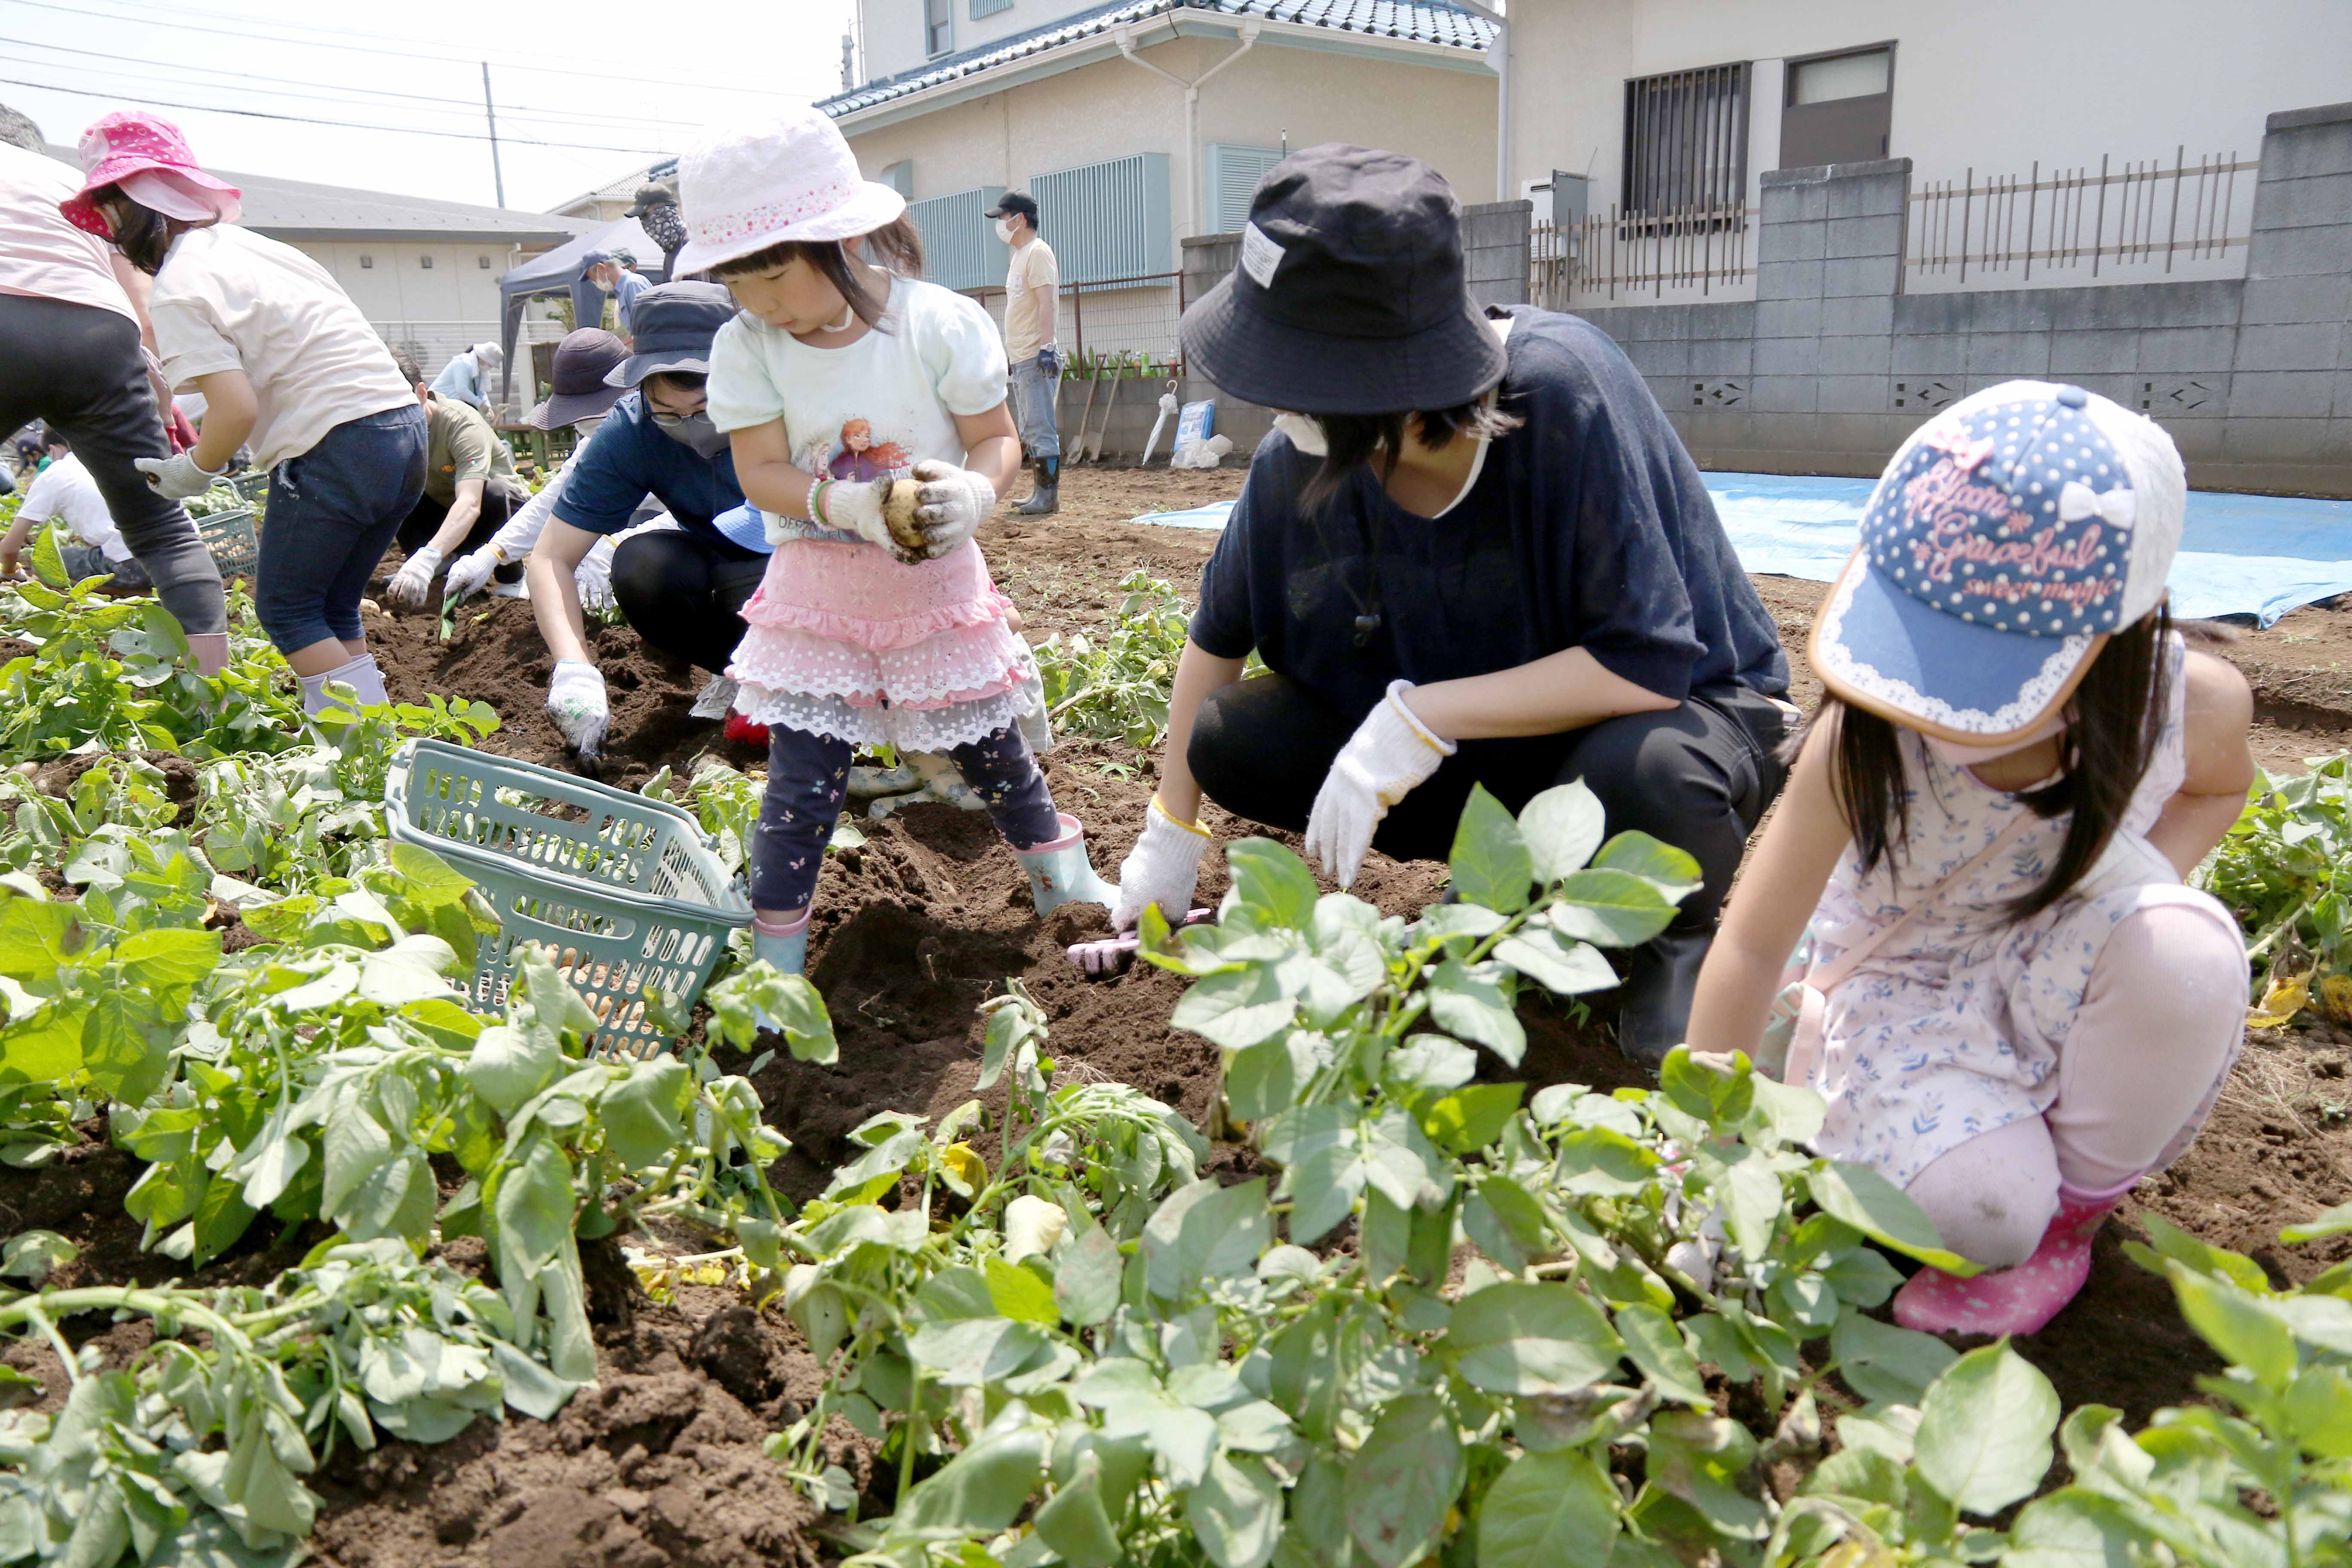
left=60, top=111, right=241, bottom=237
left=672, top=104, right=907, bottom=276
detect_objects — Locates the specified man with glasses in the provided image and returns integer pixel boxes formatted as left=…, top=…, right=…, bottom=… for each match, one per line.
left=526, top=282, right=759, bottom=758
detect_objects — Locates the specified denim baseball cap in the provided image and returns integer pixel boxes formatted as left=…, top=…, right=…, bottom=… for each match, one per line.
left=1810, top=380, right=2186, bottom=743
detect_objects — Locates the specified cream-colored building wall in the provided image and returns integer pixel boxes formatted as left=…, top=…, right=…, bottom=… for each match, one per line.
left=1507, top=0, right=2352, bottom=213
left=844, top=33, right=1497, bottom=239
left=298, top=239, right=519, bottom=326
left=860, top=0, right=1072, bottom=81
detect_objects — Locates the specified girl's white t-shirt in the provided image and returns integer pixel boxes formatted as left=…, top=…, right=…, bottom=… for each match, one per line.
left=707, top=275, right=1008, bottom=542
left=148, top=224, right=416, bottom=472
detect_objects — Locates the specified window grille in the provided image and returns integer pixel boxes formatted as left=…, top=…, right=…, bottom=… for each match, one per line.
left=971, top=0, right=1011, bottom=16
left=1622, top=62, right=1750, bottom=220
left=906, top=186, right=1008, bottom=291
left=1205, top=144, right=1286, bottom=236
left=1029, top=153, right=1170, bottom=281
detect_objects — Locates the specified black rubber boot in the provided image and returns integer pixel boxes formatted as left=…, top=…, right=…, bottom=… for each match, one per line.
left=1016, top=456, right=1060, bottom=516
left=1614, top=923, right=1718, bottom=1071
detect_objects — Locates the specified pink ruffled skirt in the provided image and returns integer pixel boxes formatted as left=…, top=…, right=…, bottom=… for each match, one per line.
left=727, top=539, right=1032, bottom=751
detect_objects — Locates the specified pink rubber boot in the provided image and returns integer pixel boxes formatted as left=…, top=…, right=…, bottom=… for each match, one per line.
left=1891, top=1174, right=2138, bottom=1336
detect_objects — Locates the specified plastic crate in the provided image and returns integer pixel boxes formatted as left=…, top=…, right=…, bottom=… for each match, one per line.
left=230, top=471, right=270, bottom=508
left=383, top=739, right=751, bottom=1057
left=195, top=506, right=258, bottom=580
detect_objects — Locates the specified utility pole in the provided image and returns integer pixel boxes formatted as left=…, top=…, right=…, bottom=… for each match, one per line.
left=481, top=62, right=506, bottom=208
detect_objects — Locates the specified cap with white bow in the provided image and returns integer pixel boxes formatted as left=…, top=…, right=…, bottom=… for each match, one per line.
left=1810, top=379, right=2187, bottom=744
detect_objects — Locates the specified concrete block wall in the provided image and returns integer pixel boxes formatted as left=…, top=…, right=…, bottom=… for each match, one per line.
left=1576, top=104, right=2352, bottom=496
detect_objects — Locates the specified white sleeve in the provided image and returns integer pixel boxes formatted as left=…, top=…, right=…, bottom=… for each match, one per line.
left=705, top=317, right=785, bottom=435
left=926, top=289, right=1012, bottom=418
left=484, top=450, right=576, bottom=560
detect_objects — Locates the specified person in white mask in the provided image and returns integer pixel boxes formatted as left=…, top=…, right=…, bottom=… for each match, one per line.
left=1105, top=146, right=1794, bottom=1071
left=983, top=190, right=1061, bottom=516
left=428, top=340, right=504, bottom=415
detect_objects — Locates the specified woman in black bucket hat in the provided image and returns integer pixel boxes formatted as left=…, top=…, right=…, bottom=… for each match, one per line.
left=1108, top=144, right=1795, bottom=1068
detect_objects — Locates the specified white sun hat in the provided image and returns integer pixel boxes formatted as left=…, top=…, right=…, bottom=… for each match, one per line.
left=671, top=105, right=909, bottom=277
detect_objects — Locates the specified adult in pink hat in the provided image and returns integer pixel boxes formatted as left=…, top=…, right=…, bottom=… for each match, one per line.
left=0, top=108, right=227, bottom=671
left=71, top=110, right=430, bottom=716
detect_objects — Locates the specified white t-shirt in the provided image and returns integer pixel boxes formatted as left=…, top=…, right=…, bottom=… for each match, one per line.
left=147, top=224, right=414, bottom=472
left=0, top=144, right=135, bottom=322
left=707, top=276, right=1008, bottom=542
left=19, top=455, right=129, bottom=562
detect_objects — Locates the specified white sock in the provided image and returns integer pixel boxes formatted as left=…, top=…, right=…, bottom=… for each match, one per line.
left=299, top=653, right=387, bottom=715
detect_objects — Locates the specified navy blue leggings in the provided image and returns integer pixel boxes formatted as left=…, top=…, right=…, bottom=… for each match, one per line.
left=749, top=724, right=1062, bottom=911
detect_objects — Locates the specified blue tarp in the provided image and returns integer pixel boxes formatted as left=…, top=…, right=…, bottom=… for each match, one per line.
left=1136, top=474, right=2352, bottom=626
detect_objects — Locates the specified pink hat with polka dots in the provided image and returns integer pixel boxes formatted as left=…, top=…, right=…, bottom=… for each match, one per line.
left=59, top=111, right=241, bottom=237
left=671, top=104, right=906, bottom=277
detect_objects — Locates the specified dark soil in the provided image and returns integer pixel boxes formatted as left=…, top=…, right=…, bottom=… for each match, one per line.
left=1, top=468, right=2348, bottom=1560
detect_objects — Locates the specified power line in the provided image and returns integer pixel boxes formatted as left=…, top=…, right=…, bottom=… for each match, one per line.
left=0, top=0, right=820, bottom=99
left=0, top=76, right=674, bottom=153
left=12, top=36, right=700, bottom=132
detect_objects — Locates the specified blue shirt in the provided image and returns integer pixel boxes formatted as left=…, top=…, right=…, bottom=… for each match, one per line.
left=613, top=269, right=652, bottom=336
left=429, top=353, right=487, bottom=410
left=1190, top=307, right=1787, bottom=714
left=550, top=391, right=752, bottom=553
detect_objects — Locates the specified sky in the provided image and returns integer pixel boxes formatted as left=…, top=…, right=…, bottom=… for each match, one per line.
left=0, top=0, right=860, bottom=212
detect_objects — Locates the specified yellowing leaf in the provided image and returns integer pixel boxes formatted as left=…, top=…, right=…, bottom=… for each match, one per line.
left=940, top=1141, right=988, bottom=1198
left=2321, top=973, right=2352, bottom=1023
left=2249, top=968, right=2311, bottom=1029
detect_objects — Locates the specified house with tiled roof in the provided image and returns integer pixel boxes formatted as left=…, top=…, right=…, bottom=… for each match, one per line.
left=822, top=0, right=1498, bottom=362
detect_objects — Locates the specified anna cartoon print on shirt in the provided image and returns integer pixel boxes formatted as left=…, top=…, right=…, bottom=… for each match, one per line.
left=808, top=418, right=913, bottom=484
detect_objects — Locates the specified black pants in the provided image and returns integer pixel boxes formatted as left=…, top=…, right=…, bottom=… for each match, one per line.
left=396, top=484, right=522, bottom=582
left=609, top=527, right=769, bottom=676
left=1190, top=672, right=1794, bottom=929
left=0, top=294, right=225, bottom=635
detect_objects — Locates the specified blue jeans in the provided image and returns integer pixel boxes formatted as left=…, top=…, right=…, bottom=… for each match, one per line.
left=256, top=404, right=428, bottom=652
left=1009, top=354, right=1060, bottom=462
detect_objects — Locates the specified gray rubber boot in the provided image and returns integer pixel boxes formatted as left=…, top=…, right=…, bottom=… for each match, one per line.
left=1015, top=457, right=1060, bottom=517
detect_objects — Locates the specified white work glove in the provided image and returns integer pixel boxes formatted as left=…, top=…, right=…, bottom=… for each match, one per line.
left=814, top=479, right=894, bottom=553
left=545, top=660, right=609, bottom=757
left=908, top=459, right=997, bottom=560
left=444, top=546, right=500, bottom=604
left=384, top=545, right=444, bottom=611
left=1112, top=796, right=1212, bottom=932
left=133, top=450, right=224, bottom=500
left=1303, top=680, right=1455, bottom=890
left=575, top=542, right=614, bottom=613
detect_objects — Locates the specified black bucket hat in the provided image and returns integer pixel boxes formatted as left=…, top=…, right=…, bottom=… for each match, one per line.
left=527, top=328, right=630, bottom=429
left=1179, top=144, right=1506, bottom=416
left=624, top=182, right=676, bottom=218
left=603, top=281, right=737, bottom=387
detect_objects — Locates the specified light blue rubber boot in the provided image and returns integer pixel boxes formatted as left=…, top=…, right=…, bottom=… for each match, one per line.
left=752, top=913, right=810, bottom=978
left=1012, top=814, right=1118, bottom=917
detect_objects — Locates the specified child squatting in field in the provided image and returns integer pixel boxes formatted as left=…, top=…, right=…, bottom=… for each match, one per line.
left=1686, top=380, right=2256, bottom=1336
left=674, top=105, right=1116, bottom=980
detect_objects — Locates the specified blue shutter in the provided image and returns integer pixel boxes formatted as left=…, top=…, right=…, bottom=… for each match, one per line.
left=1027, top=153, right=1171, bottom=282
left=970, top=0, right=1011, bottom=15
left=905, top=187, right=1008, bottom=291
left=1204, top=144, right=1286, bottom=236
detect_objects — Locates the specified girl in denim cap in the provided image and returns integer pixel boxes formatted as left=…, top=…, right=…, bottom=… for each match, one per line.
left=1688, top=381, right=2255, bottom=1336
left=673, top=106, right=1113, bottom=980
left=63, top=111, right=425, bottom=714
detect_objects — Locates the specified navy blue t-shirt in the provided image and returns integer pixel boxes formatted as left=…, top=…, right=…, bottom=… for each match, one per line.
left=551, top=391, right=753, bottom=553
left=1189, top=307, right=1787, bottom=714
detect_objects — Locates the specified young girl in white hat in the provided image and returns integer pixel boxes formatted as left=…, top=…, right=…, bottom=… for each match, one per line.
left=1687, top=381, right=2254, bottom=1336
left=675, top=107, right=1112, bottom=979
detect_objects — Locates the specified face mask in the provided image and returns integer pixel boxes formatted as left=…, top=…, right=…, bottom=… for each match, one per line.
left=1921, top=711, right=2069, bottom=768
left=655, top=411, right=729, bottom=459
left=994, top=219, right=1017, bottom=244
left=1273, top=412, right=1329, bottom=457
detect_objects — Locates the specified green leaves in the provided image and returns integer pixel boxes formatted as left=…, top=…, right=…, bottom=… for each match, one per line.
left=1449, top=786, right=1533, bottom=913
left=1913, top=1341, right=2060, bottom=1515
left=1445, top=1281, right=1625, bottom=1396
left=1187, top=1453, right=1285, bottom=1568
left=1518, top=781, right=1607, bottom=884
left=1806, top=1160, right=1981, bottom=1274
left=1478, top=1449, right=1620, bottom=1568
left=1344, top=1394, right=1464, bottom=1568
left=1142, top=1179, right=1271, bottom=1299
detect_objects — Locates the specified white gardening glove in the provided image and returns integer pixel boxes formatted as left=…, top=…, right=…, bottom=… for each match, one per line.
left=1304, top=680, right=1455, bottom=890
left=133, top=450, right=224, bottom=500
left=545, top=660, right=609, bottom=757
left=575, top=541, right=614, bottom=613
left=444, top=546, right=500, bottom=604
left=384, top=545, right=444, bottom=611
left=908, top=459, right=997, bottom=560
left=1112, top=796, right=1212, bottom=931
left=814, top=479, right=894, bottom=552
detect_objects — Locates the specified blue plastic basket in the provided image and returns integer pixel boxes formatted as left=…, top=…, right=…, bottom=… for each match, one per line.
left=383, top=739, right=751, bottom=1057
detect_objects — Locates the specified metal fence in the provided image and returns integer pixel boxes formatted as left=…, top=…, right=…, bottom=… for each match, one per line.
left=1529, top=201, right=1758, bottom=308
left=962, top=270, right=1186, bottom=373
left=373, top=316, right=570, bottom=420
left=1905, top=148, right=2256, bottom=288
